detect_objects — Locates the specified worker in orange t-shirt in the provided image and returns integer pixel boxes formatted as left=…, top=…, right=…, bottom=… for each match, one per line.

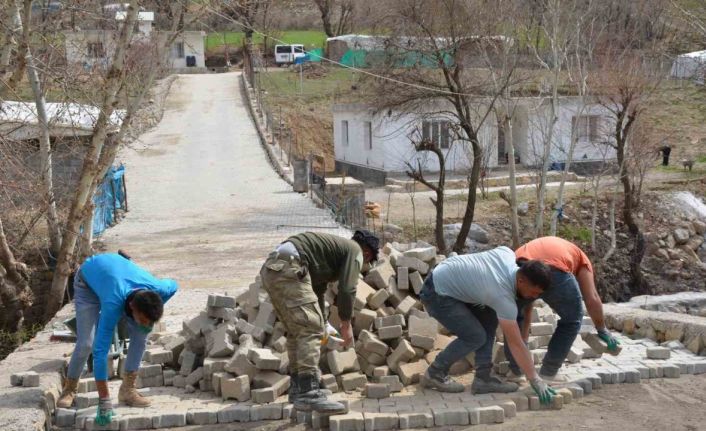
left=504, top=236, right=620, bottom=383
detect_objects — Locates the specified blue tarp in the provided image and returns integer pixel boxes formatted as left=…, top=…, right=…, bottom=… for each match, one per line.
left=92, top=165, right=126, bottom=236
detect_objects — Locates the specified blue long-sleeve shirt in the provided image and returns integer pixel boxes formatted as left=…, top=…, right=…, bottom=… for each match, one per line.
left=80, top=253, right=178, bottom=380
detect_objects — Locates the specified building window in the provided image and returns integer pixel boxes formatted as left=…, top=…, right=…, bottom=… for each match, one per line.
left=364, top=121, right=372, bottom=150
left=87, top=42, right=105, bottom=59
left=422, top=120, right=451, bottom=149
left=342, top=120, right=349, bottom=146
left=173, top=41, right=185, bottom=59
left=572, top=115, right=602, bottom=141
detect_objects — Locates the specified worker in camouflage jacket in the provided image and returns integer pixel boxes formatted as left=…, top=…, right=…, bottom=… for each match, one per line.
left=260, top=230, right=379, bottom=414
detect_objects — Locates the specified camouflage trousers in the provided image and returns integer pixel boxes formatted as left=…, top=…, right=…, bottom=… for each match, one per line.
left=259, top=252, right=324, bottom=377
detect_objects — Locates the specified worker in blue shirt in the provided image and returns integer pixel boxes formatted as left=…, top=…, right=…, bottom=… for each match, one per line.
left=56, top=253, right=178, bottom=425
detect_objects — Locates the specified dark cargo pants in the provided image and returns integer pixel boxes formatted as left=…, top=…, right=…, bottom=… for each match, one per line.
left=259, top=252, right=324, bottom=376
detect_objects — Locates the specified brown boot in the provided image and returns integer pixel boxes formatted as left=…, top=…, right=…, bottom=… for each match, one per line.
left=57, top=378, right=79, bottom=408
left=118, top=371, right=151, bottom=407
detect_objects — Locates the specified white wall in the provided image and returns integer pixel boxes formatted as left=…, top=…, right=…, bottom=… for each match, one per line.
left=523, top=97, right=617, bottom=166
left=333, top=104, right=499, bottom=174
left=167, top=32, right=206, bottom=69
left=64, top=30, right=118, bottom=68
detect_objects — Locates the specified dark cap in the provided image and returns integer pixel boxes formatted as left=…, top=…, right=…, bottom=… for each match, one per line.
left=352, top=229, right=380, bottom=261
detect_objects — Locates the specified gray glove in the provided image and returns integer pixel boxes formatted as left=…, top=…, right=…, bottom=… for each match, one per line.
left=530, top=377, right=556, bottom=405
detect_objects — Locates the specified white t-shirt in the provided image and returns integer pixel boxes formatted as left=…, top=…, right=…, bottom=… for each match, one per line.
left=432, top=246, right=519, bottom=320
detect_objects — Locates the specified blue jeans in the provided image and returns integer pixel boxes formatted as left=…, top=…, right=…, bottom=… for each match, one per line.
left=66, top=273, right=148, bottom=380
left=419, top=272, right=496, bottom=378
left=505, top=269, right=583, bottom=376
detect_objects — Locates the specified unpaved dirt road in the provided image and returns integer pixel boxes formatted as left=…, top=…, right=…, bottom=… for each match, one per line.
left=100, top=72, right=348, bottom=329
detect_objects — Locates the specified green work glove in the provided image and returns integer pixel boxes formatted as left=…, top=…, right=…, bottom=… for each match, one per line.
left=597, top=328, right=620, bottom=352
left=95, top=397, right=114, bottom=426
left=530, top=377, right=557, bottom=405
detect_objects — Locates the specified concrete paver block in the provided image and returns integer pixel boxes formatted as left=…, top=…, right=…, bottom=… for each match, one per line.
left=399, top=411, right=433, bottom=429
left=355, top=309, right=378, bottom=335
left=186, top=410, right=218, bottom=425
left=368, top=289, right=390, bottom=309
left=663, top=364, right=681, bottom=378
left=433, top=408, right=469, bottom=426
left=365, top=383, right=390, bottom=399
left=395, top=256, right=429, bottom=275
left=75, top=392, right=99, bottom=409
left=179, top=350, right=197, bottom=376
left=374, top=314, right=405, bottom=330
left=250, top=403, right=283, bottom=420
left=397, top=360, right=428, bottom=385
left=363, top=412, right=399, bottom=431
left=378, top=325, right=403, bottom=340
left=362, top=336, right=390, bottom=357
left=78, top=378, right=98, bottom=393
left=235, top=319, right=266, bottom=342
left=339, top=372, right=368, bottom=391
left=206, top=324, right=235, bottom=358
left=54, top=408, right=76, bottom=427
left=182, top=312, right=216, bottom=338
left=403, top=247, right=436, bottom=262
left=207, top=306, right=237, bottom=321
left=330, top=412, right=365, bottom=431
left=355, top=280, right=378, bottom=310
left=406, top=315, right=434, bottom=339
left=365, top=261, right=396, bottom=290
left=582, top=332, right=622, bottom=356
left=386, top=339, right=415, bottom=372
left=252, top=387, right=276, bottom=403
left=252, top=371, right=290, bottom=397
left=120, top=414, right=153, bottom=430
left=221, top=375, right=250, bottom=401
left=254, top=301, right=276, bottom=333
left=152, top=412, right=187, bottom=428
left=207, top=294, right=236, bottom=308
left=136, top=374, right=164, bottom=388
left=377, top=375, right=403, bottom=392
left=530, top=322, right=554, bottom=336
left=144, top=349, right=172, bottom=365
left=646, top=346, right=671, bottom=359
left=138, top=364, right=162, bottom=378
left=395, top=296, right=416, bottom=316
left=396, top=267, right=409, bottom=291
left=408, top=272, right=424, bottom=295
left=373, top=366, right=390, bottom=378
left=185, top=367, right=204, bottom=386
left=271, top=336, right=287, bottom=353
left=410, top=335, right=435, bottom=351
left=217, top=404, right=250, bottom=423
left=475, top=405, right=505, bottom=424
left=328, top=349, right=361, bottom=375
left=248, top=348, right=281, bottom=370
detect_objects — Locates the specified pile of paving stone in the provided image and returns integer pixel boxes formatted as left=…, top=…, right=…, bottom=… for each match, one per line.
left=129, top=241, right=611, bottom=404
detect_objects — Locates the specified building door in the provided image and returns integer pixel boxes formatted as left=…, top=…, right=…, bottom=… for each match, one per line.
left=497, top=117, right=507, bottom=164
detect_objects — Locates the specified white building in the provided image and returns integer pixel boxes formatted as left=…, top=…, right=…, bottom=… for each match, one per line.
left=64, top=11, right=206, bottom=72
left=333, top=97, right=617, bottom=184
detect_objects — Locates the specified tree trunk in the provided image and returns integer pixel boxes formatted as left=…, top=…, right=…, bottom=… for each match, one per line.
left=26, top=52, right=62, bottom=257
left=0, top=215, right=28, bottom=332
left=454, top=139, right=483, bottom=252
left=536, top=84, right=559, bottom=237
left=550, top=117, right=580, bottom=236
left=78, top=202, right=94, bottom=262
left=505, top=114, right=520, bottom=249
left=0, top=0, right=21, bottom=73
left=44, top=3, right=139, bottom=320
left=4, top=0, right=30, bottom=93
left=315, top=1, right=335, bottom=37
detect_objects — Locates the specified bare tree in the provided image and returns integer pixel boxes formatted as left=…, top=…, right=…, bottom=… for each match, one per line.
left=313, top=0, right=355, bottom=38
left=1, top=0, right=30, bottom=93
left=0, top=0, right=22, bottom=74
left=592, top=49, right=662, bottom=292
left=371, top=0, right=517, bottom=253
left=405, top=133, right=448, bottom=251
left=0, top=214, right=31, bottom=333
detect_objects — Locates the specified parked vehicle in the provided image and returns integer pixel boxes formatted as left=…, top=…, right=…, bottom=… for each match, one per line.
left=274, top=44, right=306, bottom=66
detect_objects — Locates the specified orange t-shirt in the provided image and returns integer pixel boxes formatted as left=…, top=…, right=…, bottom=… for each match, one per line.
left=515, top=236, right=593, bottom=275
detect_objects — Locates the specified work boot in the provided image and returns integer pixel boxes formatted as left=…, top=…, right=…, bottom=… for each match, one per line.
left=288, top=374, right=331, bottom=403
left=118, top=371, right=151, bottom=407
left=471, top=374, right=519, bottom=394
left=293, top=373, right=347, bottom=414
left=57, top=378, right=79, bottom=408
left=506, top=370, right=527, bottom=384
left=420, top=365, right=465, bottom=393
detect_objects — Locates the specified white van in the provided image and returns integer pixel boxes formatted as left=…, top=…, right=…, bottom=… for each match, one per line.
left=274, top=44, right=306, bottom=66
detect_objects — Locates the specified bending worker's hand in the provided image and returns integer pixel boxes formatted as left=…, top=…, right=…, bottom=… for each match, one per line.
left=530, top=377, right=556, bottom=405
left=339, top=320, right=354, bottom=348
left=95, top=397, right=114, bottom=426
left=597, top=328, right=620, bottom=352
